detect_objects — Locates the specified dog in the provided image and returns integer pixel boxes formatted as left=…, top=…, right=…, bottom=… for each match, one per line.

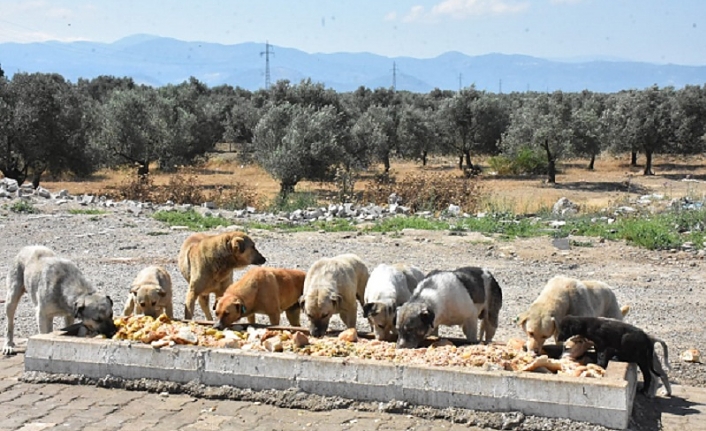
left=122, top=266, right=173, bottom=319
left=396, top=266, right=503, bottom=349
left=299, top=254, right=369, bottom=337
left=563, top=333, right=672, bottom=396
left=557, top=316, right=661, bottom=396
left=517, top=275, right=630, bottom=354
left=213, top=267, right=306, bottom=329
left=363, top=263, right=425, bottom=341
left=3, top=245, right=117, bottom=355
left=178, top=231, right=266, bottom=320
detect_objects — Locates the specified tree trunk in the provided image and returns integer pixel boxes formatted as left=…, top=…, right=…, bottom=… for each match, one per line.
left=279, top=181, right=296, bottom=196
left=421, top=150, right=428, bottom=166
left=31, top=169, right=44, bottom=189
left=542, top=139, right=556, bottom=184
left=587, top=154, right=596, bottom=170
left=383, top=152, right=391, bottom=173
left=643, top=151, right=654, bottom=175
left=137, top=161, right=149, bottom=177
left=630, top=151, right=638, bottom=166
left=458, top=155, right=463, bottom=170
left=464, top=150, right=474, bottom=170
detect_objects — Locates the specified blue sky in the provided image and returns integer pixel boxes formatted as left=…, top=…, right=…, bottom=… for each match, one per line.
left=0, top=0, right=704, bottom=65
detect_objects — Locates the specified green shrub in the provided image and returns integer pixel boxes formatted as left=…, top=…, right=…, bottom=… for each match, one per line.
left=487, top=147, right=548, bottom=176
left=268, top=192, right=320, bottom=213
left=9, top=200, right=39, bottom=214
left=152, top=209, right=231, bottom=231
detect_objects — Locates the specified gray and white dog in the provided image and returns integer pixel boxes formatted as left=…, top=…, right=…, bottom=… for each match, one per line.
left=363, top=263, right=425, bottom=341
left=396, top=266, right=503, bottom=349
left=3, top=245, right=117, bottom=355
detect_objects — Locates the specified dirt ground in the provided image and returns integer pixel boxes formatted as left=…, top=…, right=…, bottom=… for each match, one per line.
left=38, top=152, right=706, bottom=214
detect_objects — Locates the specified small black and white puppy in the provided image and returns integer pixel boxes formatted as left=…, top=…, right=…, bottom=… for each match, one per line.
left=556, top=315, right=660, bottom=396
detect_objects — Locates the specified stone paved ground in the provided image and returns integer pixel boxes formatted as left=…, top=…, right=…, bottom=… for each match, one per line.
left=1, top=351, right=705, bottom=431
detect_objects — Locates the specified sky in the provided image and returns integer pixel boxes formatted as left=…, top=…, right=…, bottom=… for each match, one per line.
left=0, top=0, right=704, bottom=65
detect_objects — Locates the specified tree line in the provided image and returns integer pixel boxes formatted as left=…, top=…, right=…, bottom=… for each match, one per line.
left=1, top=65, right=705, bottom=193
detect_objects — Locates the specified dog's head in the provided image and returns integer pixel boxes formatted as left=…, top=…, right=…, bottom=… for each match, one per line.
left=225, top=232, right=266, bottom=267
left=517, top=311, right=558, bottom=354
left=299, top=290, right=339, bottom=338
left=395, top=302, right=435, bottom=349
left=363, top=301, right=397, bottom=341
left=562, top=335, right=594, bottom=359
left=212, top=296, right=247, bottom=330
left=130, top=284, right=166, bottom=318
left=73, top=294, right=117, bottom=338
left=556, top=315, right=586, bottom=342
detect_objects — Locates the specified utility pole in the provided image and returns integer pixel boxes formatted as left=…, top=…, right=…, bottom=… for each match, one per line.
left=499, top=79, right=502, bottom=94
left=260, top=40, right=275, bottom=90
left=391, top=61, right=397, bottom=91
left=458, top=73, right=463, bottom=92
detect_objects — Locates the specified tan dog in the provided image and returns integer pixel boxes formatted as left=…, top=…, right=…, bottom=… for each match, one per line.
left=122, top=266, right=173, bottom=319
left=300, top=254, right=369, bottom=337
left=178, top=231, right=266, bottom=320
left=212, top=267, right=306, bottom=329
left=517, top=275, right=629, bottom=354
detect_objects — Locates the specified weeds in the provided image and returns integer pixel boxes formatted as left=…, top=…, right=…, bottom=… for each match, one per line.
left=363, top=171, right=484, bottom=214
left=68, top=209, right=106, bottom=215
left=268, top=192, right=320, bottom=213
left=8, top=200, right=39, bottom=214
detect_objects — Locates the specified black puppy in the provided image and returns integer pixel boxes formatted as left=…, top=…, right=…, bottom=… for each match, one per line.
left=557, top=316, right=659, bottom=396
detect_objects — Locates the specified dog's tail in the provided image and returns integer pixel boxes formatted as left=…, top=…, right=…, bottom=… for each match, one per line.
left=652, top=336, right=672, bottom=371
left=620, top=305, right=630, bottom=317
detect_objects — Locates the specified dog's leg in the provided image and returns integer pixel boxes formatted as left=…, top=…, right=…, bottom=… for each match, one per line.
left=198, top=294, right=213, bottom=321
left=285, top=306, right=301, bottom=327
left=652, top=354, right=672, bottom=396
left=184, top=284, right=201, bottom=320
left=638, top=359, right=654, bottom=397
left=267, top=312, right=281, bottom=326
left=122, top=295, right=135, bottom=317
left=164, top=301, right=174, bottom=320
left=462, top=317, right=479, bottom=343
left=3, top=285, right=25, bottom=355
left=340, top=308, right=357, bottom=329
left=36, top=308, right=53, bottom=334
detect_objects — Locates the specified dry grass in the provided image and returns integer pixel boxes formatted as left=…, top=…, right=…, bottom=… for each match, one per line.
left=37, top=152, right=706, bottom=214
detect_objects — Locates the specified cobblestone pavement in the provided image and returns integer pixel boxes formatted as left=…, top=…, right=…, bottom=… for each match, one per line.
left=1, top=349, right=705, bottom=431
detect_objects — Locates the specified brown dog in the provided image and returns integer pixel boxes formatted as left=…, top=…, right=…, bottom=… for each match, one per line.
left=178, top=231, right=266, bottom=320
left=517, top=275, right=629, bottom=354
left=213, top=267, right=306, bottom=329
left=122, top=266, right=173, bottom=319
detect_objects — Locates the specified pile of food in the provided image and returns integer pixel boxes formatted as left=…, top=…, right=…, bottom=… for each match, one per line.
left=111, top=315, right=604, bottom=378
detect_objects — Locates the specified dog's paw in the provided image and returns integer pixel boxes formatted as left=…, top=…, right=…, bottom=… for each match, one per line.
left=2, top=343, right=17, bottom=356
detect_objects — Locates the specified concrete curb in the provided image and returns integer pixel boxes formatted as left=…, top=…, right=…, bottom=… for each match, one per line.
left=24, top=333, right=637, bottom=429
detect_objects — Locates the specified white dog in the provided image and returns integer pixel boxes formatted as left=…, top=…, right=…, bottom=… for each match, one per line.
left=3, top=246, right=116, bottom=355
left=299, top=253, right=369, bottom=337
left=363, top=263, right=425, bottom=341
left=517, top=275, right=629, bottom=354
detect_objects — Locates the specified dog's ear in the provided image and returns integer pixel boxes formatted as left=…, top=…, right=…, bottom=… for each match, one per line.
left=386, top=303, right=396, bottom=318
left=420, top=308, right=435, bottom=327
left=331, top=294, right=342, bottom=311
left=363, top=303, right=374, bottom=318
left=73, top=299, right=86, bottom=319
left=230, top=235, right=249, bottom=254
left=106, top=295, right=113, bottom=307
left=298, top=295, right=306, bottom=309
left=212, top=297, right=219, bottom=311
left=158, top=290, right=167, bottom=298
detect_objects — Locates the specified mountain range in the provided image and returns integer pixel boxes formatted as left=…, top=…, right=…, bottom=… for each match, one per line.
left=1, top=34, right=705, bottom=93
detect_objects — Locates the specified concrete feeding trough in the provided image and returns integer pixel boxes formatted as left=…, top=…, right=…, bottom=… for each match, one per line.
left=24, top=332, right=637, bottom=429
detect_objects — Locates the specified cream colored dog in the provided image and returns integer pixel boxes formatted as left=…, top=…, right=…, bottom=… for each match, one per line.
left=178, top=231, right=266, bottom=320
left=517, top=275, right=629, bottom=354
left=213, top=267, right=306, bottom=329
left=123, top=266, right=173, bottom=319
left=300, top=254, right=369, bottom=337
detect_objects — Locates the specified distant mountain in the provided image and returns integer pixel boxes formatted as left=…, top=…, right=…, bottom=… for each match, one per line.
left=1, top=34, right=705, bottom=93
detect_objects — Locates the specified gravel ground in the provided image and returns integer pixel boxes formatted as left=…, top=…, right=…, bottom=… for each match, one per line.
left=1, top=199, right=705, bottom=430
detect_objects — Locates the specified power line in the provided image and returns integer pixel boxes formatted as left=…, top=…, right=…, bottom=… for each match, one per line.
left=260, top=40, right=274, bottom=90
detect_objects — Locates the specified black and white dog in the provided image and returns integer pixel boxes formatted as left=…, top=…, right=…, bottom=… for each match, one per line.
left=395, top=267, right=503, bottom=349
left=557, top=315, right=661, bottom=396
